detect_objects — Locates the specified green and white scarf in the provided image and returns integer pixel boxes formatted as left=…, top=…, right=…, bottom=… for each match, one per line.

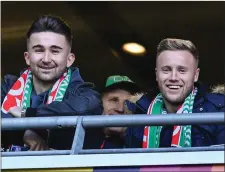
left=2, top=68, right=71, bottom=114
left=142, top=87, right=198, bottom=148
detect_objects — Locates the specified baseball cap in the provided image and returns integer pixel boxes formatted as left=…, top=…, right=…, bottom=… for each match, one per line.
left=105, top=75, right=134, bottom=87
left=103, top=75, right=140, bottom=94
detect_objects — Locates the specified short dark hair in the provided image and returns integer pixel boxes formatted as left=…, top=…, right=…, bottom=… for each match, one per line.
left=27, top=15, right=72, bottom=46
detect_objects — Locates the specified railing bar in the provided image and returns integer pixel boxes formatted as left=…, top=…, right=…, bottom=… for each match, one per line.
left=1, top=150, right=70, bottom=157
left=82, top=113, right=225, bottom=127
left=2, top=113, right=224, bottom=130
left=2, top=146, right=224, bottom=157
left=2, top=116, right=79, bottom=130
left=80, top=146, right=225, bottom=154
left=70, top=116, right=85, bottom=155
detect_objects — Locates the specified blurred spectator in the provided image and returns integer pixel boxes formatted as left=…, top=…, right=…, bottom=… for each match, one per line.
left=95, top=75, right=150, bottom=149
left=211, top=84, right=224, bottom=94
left=1, top=15, right=102, bottom=151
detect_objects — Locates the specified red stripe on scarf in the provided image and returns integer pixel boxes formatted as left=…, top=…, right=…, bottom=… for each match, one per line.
left=2, top=70, right=29, bottom=113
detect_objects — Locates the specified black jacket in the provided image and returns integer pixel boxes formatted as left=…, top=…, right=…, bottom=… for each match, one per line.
left=1, top=67, right=103, bottom=150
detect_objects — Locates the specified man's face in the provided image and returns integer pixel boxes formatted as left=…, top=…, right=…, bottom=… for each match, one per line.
left=155, top=50, right=200, bottom=105
left=102, top=89, right=132, bottom=115
left=24, top=32, right=75, bottom=83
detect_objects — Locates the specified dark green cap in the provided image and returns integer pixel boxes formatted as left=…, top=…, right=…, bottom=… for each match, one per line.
left=103, top=75, right=141, bottom=94
left=105, top=75, right=134, bottom=87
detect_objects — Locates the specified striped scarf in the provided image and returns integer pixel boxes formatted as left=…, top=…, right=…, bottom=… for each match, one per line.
left=2, top=68, right=71, bottom=114
left=143, top=87, right=198, bottom=148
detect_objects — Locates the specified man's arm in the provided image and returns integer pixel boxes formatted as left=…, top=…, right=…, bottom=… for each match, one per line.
left=1, top=75, right=25, bottom=148
left=25, top=84, right=103, bottom=117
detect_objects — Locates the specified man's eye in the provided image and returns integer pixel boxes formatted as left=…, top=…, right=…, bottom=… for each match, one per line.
left=110, top=98, right=118, bottom=102
left=52, top=50, right=60, bottom=54
left=35, top=49, right=43, bottom=53
left=179, top=69, right=186, bottom=73
left=162, top=68, right=169, bottom=72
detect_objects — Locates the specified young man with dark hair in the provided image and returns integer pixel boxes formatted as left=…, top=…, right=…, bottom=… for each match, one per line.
left=1, top=15, right=102, bottom=151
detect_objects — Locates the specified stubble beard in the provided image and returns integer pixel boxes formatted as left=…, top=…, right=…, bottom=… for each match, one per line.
left=159, top=85, right=193, bottom=106
left=31, top=66, right=67, bottom=84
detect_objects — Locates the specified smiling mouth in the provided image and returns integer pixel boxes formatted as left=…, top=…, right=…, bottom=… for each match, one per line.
left=39, top=66, right=55, bottom=70
left=166, top=85, right=182, bottom=90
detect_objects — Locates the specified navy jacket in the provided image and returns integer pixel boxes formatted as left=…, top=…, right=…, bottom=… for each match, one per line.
left=100, top=84, right=225, bottom=149
left=1, top=67, right=103, bottom=150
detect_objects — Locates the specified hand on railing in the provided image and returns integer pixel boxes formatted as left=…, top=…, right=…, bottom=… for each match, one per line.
left=8, top=106, right=22, bottom=118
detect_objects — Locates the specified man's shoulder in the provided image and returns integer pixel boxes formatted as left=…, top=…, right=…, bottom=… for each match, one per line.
left=195, top=83, right=224, bottom=109
left=2, top=74, right=18, bottom=88
left=205, top=92, right=224, bottom=106
left=68, top=67, right=97, bottom=92
left=1, top=74, right=19, bottom=103
left=197, top=92, right=225, bottom=111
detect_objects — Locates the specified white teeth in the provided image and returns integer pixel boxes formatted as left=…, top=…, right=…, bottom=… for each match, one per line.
left=168, top=85, right=180, bottom=89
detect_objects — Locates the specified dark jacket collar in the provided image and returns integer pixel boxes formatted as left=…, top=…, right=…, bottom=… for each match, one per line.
left=193, top=82, right=210, bottom=108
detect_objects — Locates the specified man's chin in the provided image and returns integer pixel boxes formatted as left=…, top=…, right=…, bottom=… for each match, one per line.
left=165, top=95, right=185, bottom=105
left=35, top=75, right=58, bottom=83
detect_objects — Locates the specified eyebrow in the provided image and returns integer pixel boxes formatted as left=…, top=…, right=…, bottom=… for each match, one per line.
left=32, top=44, right=63, bottom=50
left=161, top=65, right=188, bottom=69
left=50, top=45, right=63, bottom=50
left=161, top=65, right=171, bottom=69
left=177, top=65, right=188, bottom=69
left=32, top=44, right=44, bottom=49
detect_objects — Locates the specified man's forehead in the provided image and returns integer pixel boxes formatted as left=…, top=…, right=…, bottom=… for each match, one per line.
left=28, top=32, right=67, bottom=47
left=158, top=50, right=194, bottom=60
left=157, top=50, right=196, bottom=66
left=103, top=89, right=132, bottom=98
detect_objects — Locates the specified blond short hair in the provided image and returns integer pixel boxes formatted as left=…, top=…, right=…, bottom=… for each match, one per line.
left=156, top=38, right=199, bottom=65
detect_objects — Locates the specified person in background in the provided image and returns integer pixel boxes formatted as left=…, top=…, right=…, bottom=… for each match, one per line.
left=86, top=75, right=150, bottom=149
left=211, top=84, right=224, bottom=95
left=1, top=15, right=102, bottom=151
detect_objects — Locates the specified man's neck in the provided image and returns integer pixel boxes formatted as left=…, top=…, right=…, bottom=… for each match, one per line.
left=33, top=77, right=54, bottom=95
left=164, top=100, right=181, bottom=114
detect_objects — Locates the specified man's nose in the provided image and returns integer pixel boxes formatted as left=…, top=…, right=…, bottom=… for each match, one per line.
left=42, top=52, right=51, bottom=63
left=115, top=102, right=125, bottom=114
left=170, top=70, right=179, bottom=81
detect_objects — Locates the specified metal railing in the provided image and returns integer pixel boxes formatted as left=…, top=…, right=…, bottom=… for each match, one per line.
left=1, top=112, right=225, bottom=157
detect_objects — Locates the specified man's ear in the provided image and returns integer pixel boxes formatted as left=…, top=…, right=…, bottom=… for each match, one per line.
left=194, top=68, right=200, bottom=82
left=24, top=52, right=30, bottom=65
left=67, top=53, right=75, bottom=67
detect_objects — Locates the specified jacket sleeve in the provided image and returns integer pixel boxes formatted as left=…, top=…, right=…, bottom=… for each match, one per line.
left=135, top=94, right=151, bottom=113
left=122, top=95, right=149, bottom=148
left=1, top=75, right=18, bottom=118
left=25, top=83, right=103, bottom=117
left=215, top=104, right=225, bottom=144
left=1, top=75, right=26, bottom=147
left=125, top=94, right=150, bottom=114
left=215, top=125, right=224, bottom=145
left=124, top=126, right=144, bottom=148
